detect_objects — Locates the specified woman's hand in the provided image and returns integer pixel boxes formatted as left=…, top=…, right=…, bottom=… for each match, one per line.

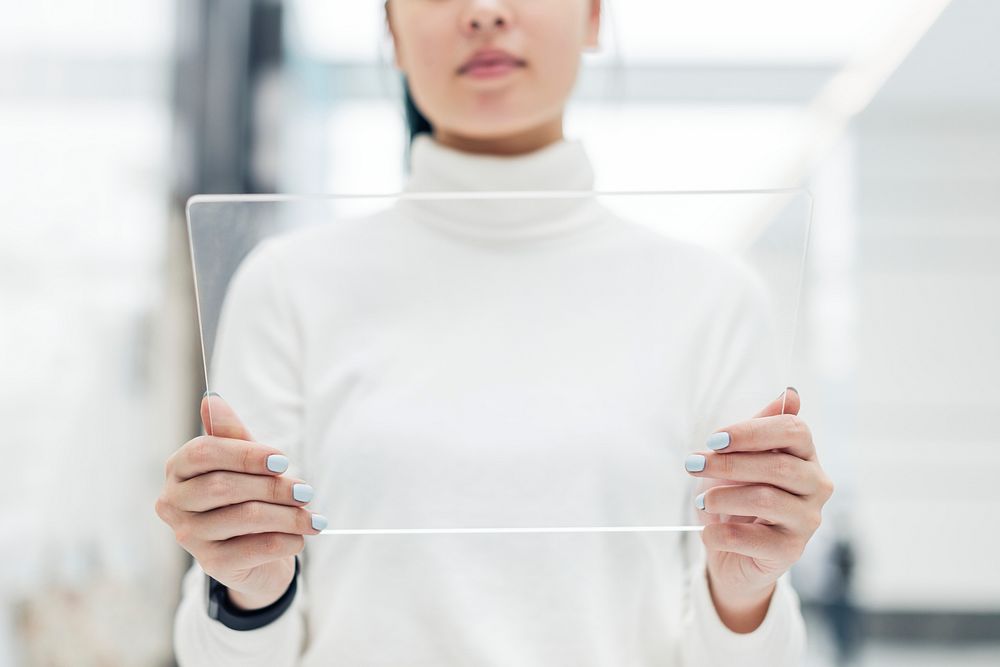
left=684, top=387, right=834, bottom=632
left=155, top=393, right=327, bottom=610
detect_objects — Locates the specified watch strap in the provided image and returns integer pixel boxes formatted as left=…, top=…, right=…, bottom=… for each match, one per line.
left=206, top=555, right=300, bottom=631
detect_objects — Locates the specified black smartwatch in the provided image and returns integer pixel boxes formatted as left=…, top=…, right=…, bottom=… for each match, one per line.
left=206, top=555, right=300, bottom=631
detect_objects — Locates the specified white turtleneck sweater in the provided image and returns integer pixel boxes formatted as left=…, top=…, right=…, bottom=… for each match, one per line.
left=173, top=134, right=806, bottom=666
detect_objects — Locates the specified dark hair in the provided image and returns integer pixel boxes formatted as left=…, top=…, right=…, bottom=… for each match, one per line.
left=403, top=76, right=433, bottom=145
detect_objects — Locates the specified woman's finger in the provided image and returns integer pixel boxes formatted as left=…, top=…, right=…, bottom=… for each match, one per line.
left=184, top=501, right=323, bottom=542
left=697, top=484, right=818, bottom=533
left=702, top=521, right=806, bottom=563
left=202, top=532, right=306, bottom=573
left=172, top=470, right=315, bottom=512
left=705, top=412, right=816, bottom=460
left=684, top=451, right=819, bottom=496
left=167, top=434, right=289, bottom=482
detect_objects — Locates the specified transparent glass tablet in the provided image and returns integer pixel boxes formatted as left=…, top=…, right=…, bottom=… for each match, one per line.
left=187, top=189, right=812, bottom=535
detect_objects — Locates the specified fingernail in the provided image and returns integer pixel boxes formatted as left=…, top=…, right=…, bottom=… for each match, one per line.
left=266, top=454, right=289, bottom=473
left=202, top=390, right=222, bottom=398
left=292, top=483, right=314, bottom=503
left=787, top=386, right=798, bottom=396
left=311, top=514, right=328, bottom=531
left=706, top=432, right=731, bottom=451
left=685, top=454, right=706, bottom=472
left=695, top=492, right=706, bottom=510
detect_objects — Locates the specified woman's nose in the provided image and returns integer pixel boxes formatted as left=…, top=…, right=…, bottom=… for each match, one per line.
left=462, top=1, right=511, bottom=34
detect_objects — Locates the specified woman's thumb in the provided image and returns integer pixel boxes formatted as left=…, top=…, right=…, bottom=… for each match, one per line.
left=201, top=391, right=253, bottom=441
left=753, top=386, right=801, bottom=418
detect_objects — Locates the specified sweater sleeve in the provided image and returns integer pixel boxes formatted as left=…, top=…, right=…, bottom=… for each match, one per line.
left=173, top=556, right=308, bottom=666
left=680, top=560, right=806, bottom=666
left=172, top=237, right=309, bottom=666
left=678, top=260, right=807, bottom=666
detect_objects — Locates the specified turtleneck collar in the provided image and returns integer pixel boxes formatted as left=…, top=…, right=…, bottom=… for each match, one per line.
left=395, top=133, right=605, bottom=243
left=405, top=133, right=595, bottom=192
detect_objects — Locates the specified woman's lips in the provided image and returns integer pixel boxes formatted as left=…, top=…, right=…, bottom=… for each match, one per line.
left=458, top=51, right=526, bottom=78
left=462, top=60, right=524, bottom=78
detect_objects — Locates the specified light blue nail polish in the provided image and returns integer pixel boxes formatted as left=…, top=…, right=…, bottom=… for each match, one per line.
left=707, top=432, right=731, bottom=451
left=685, top=454, right=706, bottom=472
left=293, top=483, right=314, bottom=503
left=266, top=454, right=289, bottom=473
left=311, top=514, right=328, bottom=531
left=695, top=492, right=706, bottom=510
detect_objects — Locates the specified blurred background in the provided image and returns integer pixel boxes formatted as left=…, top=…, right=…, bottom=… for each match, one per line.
left=1, top=0, right=998, bottom=664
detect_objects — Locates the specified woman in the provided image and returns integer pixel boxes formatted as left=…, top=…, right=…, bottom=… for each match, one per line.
left=157, top=1, right=833, bottom=664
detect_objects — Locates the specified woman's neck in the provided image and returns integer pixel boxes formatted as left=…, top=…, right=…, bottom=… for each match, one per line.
left=432, top=116, right=564, bottom=157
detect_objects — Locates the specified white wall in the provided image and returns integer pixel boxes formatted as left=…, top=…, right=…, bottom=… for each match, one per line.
left=845, top=0, right=1000, bottom=610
